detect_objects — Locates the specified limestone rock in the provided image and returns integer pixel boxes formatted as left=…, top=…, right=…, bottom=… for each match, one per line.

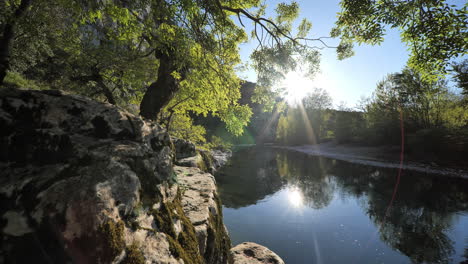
left=0, top=88, right=182, bottom=263
left=175, top=153, right=204, bottom=168
left=231, top=242, right=285, bottom=264
left=211, top=149, right=232, bottom=170
left=176, top=166, right=232, bottom=264
left=173, top=137, right=197, bottom=159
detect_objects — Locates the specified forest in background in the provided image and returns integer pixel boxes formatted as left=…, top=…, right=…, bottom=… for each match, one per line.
left=190, top=62, right=468, bottom=166
left=275, top=66, right=468, bottom=165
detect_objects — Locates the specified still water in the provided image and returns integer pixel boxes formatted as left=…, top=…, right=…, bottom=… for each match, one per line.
left=215, top=147, right=468, bottom=264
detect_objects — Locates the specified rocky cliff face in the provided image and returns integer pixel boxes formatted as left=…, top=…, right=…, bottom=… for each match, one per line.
left=0, top=88, right=231, bottom=264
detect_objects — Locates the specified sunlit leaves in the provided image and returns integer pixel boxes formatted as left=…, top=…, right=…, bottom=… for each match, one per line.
left=166, top=113, right=207, bottom=145
left=336, top=41, right=354, bottom=60
left=275, top=2, right=299, bottom=25
left=333, top=0, right=468, bottom=78
left=297, top=19, right=312, bottom=39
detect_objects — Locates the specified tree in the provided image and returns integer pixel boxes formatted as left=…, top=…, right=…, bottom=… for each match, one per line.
left=333, top=0, right=468, bottom=79
left=451, top=59, right=468, bottom=96
left=3, top=0, right=346, bottom=136
left=0, top=0, right=32, bottom=84
left=275, top=87, right=333, bottom=145
left=366, top=69, right=451, bottom=132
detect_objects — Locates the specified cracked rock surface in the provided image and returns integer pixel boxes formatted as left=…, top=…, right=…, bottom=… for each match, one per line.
left=0, top=88, right=229, bottom=264
left=0, top=88, right=283, bottom=264
left=231, top=242, right=285, bottom=264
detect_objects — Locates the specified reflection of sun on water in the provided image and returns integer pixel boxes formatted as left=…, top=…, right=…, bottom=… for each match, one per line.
left=287, top=187, right=304, bottom=208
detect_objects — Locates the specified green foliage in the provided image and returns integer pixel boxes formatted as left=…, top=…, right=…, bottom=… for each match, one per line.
left=275, top=88, right=333, bottom=145
left=204, top=136, right=233, bottom=152
left=2, top=71, right=47, bottom=90
left=166, top=113, right=207, bottom=146
left=276, top=68, right=467, bottom=152
left=451, top=59, right=468, bottom=96
left=5, top=0, right=338, bottom=136
left=334, top=0, right=468, bottom=79
left=193, top=81, right=282, bottom=146
left=330, top=110, right=366, bottom=144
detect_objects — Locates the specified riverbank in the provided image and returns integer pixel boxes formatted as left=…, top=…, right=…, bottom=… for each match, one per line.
left=274, top=142, right=468, bottom=178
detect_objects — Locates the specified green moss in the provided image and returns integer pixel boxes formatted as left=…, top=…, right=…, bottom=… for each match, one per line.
left=174, top=196, right=203, bottom=263
left=151, top=191, right=204, bottom=264
left=98, top=220, right=125, bottom=262
left=196, top=157, right=208, bottom=172
left=151, top=202, right=177, bottom=238
left=205, top=193, right=233, bottom=264
left=122, top=244, right=145, bottom=264
left=198, top=150, right=214, bottom=173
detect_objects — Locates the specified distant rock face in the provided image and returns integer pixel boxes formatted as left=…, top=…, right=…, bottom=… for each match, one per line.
left=0, top=88, right=230, bottom=264
left=231, top=242, right=285, bottom=264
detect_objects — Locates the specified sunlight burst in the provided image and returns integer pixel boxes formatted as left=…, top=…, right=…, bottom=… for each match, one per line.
left=282, top=70, right=332, bottom=105
left=282, top=71, right=313, bottom=105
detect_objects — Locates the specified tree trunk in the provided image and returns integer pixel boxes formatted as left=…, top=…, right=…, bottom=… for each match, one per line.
left=139, top=53, right=180, bottom=120
left=0, top=0, right=32, bottom=85
left=95, top=75, right=116, bottom=105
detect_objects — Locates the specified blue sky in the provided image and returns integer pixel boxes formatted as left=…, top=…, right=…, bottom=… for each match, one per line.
left=236, top=0, right=416, bottom=108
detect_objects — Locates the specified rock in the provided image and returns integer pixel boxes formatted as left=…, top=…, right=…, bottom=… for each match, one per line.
left=211, top=149, right=232, bottom=169
left=173, top=137, right=197, bottom=159
left=176, top=166, right=232, bottom=264
left=175, top=153, right=204, bottom=168
left=231, top=242, right=285, bottom=264
left=0, top=88, right=204, bottom=264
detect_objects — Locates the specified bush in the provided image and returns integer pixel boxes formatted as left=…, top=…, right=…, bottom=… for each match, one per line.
left=203, top=136, right=232, bottom=151
left=2, top=71, right=47, bottom=90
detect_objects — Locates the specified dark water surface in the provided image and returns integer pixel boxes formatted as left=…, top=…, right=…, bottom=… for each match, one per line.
left=215, top=147, right=468, bottom=264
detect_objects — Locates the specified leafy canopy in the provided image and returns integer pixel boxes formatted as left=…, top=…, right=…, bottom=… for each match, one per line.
left=333, top=0, right=468, bottom=80
left=3, top=0, right=345, bottom=136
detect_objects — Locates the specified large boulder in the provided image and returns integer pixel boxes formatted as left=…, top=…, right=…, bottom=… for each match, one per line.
left=231, top=242, right=285, bottom=264
left=0, top=88, right=228, bottom=264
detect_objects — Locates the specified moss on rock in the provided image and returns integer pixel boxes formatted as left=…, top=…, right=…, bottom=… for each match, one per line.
left=151, top=191, right=204, bottom=264
left=122, top=244, right=145, bottom=264
left=98, top=219, right=125, bottom=262
left=205, top=193, right=233, bottom=264
left=152, top=202, right=177, bottom=238
left=198, top=150, right=214, bottom=173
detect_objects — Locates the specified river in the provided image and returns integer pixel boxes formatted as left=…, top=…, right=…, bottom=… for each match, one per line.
left=215, top=147, right=468, bottom=264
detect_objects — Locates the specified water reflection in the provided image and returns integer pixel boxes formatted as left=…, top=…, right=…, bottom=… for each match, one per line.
left=216, top=147, right=468, bottom=264
left=215, top=147, right=283, bottom=208
left=286, top=186, right=304, bottom=208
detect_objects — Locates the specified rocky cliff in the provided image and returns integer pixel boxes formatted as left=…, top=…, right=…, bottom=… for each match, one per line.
left=0, top=87, right=284, bottom=264
left=0, top=88, right=231, bottom=264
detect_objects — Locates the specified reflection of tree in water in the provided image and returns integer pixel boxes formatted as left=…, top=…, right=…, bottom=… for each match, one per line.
left=215, top=147, right=284, bottom=208
left=461, top=246, right=468, bottom=264
left=218, top=148, right=468, bottom=263
left=331, top=162, right=468, bottom=264
left=276, top=150, right=336, bottom=209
